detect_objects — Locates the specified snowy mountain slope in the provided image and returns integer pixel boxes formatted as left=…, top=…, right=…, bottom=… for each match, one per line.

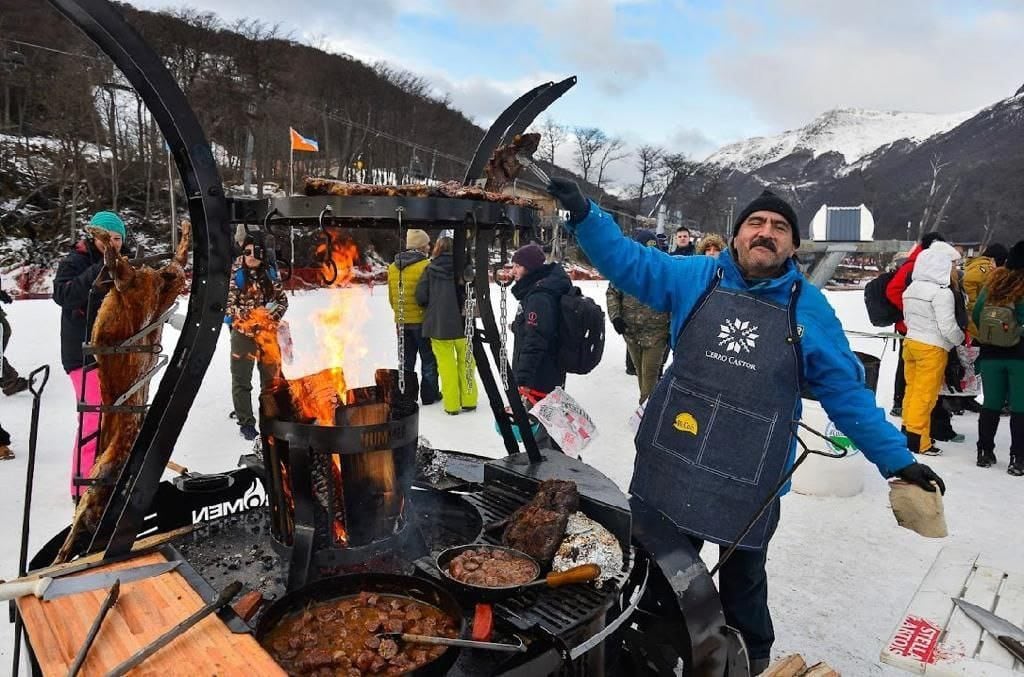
left=704, top=107, right=976, bottom=172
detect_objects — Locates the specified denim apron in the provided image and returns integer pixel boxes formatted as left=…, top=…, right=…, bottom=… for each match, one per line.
left=632, top=270, right=803, bottom=550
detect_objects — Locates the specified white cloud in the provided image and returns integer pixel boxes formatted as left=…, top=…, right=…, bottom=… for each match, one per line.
left=708, top=0, right=1024, bottom=128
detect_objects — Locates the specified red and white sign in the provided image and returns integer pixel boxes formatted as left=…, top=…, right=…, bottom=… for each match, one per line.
left=886, top=615, right=942, bottom=664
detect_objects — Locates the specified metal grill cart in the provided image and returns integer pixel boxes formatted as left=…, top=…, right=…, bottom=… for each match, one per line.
left=11, top=1, right=748, bottom=675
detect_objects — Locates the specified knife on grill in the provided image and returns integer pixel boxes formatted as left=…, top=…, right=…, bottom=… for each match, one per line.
left=0, top=560, right=180, bottom=601
left=952, top=597, right=1024, bottom=663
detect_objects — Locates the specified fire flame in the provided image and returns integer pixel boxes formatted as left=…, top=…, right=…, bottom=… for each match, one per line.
left=234, top=307, right=283, bottom=369
left=310, top=229, right=369, bottom=390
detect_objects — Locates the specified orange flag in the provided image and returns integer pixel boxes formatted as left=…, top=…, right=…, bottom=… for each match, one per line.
left=289, top=127, right=319, bottom=152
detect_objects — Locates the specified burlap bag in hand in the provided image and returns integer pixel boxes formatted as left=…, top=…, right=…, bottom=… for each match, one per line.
left=889, top=480, right=947, bottom=538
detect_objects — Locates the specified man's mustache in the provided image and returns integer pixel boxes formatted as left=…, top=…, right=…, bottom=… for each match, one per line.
left=749, top=237, right=777, bottom=253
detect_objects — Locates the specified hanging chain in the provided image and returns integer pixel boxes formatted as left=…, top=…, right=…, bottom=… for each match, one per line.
left=463, top=282, right=476, bottom=392
left=395, top=207, right=406, bottom=394
left=499, top=273, right=510, bottom=390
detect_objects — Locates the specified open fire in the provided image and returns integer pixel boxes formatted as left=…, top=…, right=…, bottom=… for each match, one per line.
left=254, top=232, right=420, bottom=584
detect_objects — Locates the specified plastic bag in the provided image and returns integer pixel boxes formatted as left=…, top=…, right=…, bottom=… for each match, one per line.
left=277, top=320, right=294, bottom=365
left=529, top=387, right=597, bottom=456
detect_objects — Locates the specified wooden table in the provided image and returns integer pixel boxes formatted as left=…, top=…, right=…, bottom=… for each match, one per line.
left=881, top=547, right=1024, bottom=675
left=17, top=551, right=284, bottom=676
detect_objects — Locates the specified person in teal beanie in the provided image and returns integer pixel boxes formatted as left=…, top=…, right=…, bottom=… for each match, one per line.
left=53, top=209, right=127, bottom=500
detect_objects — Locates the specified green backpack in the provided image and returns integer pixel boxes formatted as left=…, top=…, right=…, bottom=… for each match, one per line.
left=977, top=302, right=1021, bottom=347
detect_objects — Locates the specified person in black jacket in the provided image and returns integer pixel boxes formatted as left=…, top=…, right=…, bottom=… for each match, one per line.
left=670, top=227, right=695, bottom=256
left=509, top=243, right=571, bottom=399
left=416, top=237, right=478, bottom=415
left=0, top=281, right=28, bottom=395
left=0, top=420, right=12, bottom=460
left=52, top=210, right=126, bottom=499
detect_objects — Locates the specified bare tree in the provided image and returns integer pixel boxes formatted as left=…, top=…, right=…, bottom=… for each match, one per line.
left=918, top=153, right=950, bottom=239
left=633, top=144, right=663, bottom=214
left=654, top=152, right=697, bottom=215
left=572, top=127, right=607, bottom=184
left=595, top=136, right=627, bottom=191
left=533, top=116, right=566, bottom=165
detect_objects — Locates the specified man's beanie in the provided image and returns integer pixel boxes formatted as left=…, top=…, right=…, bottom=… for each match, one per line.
left=982, top=242, right=1008, bottom=267
left=633, top=229, right=658, bottom=246
left=89, top=211, right=126, bottom=240
left=406, top=229, right=430, bottom=250
left=733, top=190, right=800, bottom=247
left=921, top=231, right=946, bottom=249
left=511, top=243, right=546, bottom=272
left=1006, top=241, right=1024, bottom=271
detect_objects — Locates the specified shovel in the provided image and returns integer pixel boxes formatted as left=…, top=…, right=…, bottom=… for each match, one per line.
left=166, top=461, right=234, bottom=493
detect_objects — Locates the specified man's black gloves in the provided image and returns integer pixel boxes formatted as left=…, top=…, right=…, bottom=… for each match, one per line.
left=0, top=289, right=11, bottom=304
left=547, top=178, right=589, bottom=227
left=897, top=462, right=946, bottom=494
left=611, top=317, right=626, bottom=335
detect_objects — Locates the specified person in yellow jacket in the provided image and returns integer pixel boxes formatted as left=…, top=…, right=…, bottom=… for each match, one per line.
left=388, top=229, right=440, bottom=404
left=963, top=243, right=1007, bottom=337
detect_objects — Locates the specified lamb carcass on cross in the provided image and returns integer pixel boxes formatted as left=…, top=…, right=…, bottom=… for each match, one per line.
left=53, top=221, right=191, bottom=564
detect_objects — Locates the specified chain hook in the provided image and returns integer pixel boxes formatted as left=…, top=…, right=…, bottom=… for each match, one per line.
left=319, top=205, right=338, bottom=286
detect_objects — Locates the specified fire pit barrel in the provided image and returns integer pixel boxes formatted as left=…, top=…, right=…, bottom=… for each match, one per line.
left=259, top=369, right=420, bottom=587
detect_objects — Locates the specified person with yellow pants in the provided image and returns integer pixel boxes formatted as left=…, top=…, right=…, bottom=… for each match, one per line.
left=416, top=237, right=478, bottom=415
left=901, top=242, right=965, bottom=455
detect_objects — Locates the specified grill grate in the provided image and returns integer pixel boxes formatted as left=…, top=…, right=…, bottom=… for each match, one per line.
left=419, top=485, right=632, bottom=641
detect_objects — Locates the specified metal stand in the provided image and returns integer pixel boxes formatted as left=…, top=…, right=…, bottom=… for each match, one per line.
left=11, top=365, right=50, bottom=677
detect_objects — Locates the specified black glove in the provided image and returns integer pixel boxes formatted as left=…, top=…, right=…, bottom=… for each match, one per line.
left=546, top=177, right=589, bottom=227
left=0, top=289, right=11, bottom=304
left=611, top=317, right=626, bottom=335
left=896, top=462, right=946, bottom=495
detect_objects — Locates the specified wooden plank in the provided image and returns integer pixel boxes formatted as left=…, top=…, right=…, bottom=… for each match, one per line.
left=17, top=551, right=284, bottom=676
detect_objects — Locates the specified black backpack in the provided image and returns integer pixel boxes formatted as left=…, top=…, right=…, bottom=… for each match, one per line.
left=864, top=270, right=901, bottom=327
left=558, top=287, right=605, bottom=374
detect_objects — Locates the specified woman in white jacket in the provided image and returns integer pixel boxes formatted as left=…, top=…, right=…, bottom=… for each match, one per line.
left=902, top=242, right=965, bottom=455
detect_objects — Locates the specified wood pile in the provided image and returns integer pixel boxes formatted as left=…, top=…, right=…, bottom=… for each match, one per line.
left=761, top=654, right=840, bottom=676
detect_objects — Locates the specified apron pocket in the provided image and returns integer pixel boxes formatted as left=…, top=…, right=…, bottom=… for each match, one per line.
left=644, top=378, right=777, bottom=486
left=700, top=399, right=777, bottom=485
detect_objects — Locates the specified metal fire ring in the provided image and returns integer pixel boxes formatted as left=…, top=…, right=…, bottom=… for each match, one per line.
left=266, top=413, right=419, bottom=454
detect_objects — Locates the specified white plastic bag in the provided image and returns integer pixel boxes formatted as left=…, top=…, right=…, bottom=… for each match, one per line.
left=277, top=320, right=294, bottom=365
left=529, top=387, right=597, bottom=456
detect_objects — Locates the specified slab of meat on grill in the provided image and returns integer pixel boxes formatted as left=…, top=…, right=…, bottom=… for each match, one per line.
left=502, top=479, right=579, bottom=562
left=302, top=176, right=539, bottom=209
left=53, top=222, right=191, bottom=564
left=483, top=133, right=541, bottom=192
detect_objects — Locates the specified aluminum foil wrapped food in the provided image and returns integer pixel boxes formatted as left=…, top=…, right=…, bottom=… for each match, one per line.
left=552, top=511, right=623, bottom=587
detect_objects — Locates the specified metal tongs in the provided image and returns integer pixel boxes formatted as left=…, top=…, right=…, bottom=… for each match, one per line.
left=378, top=632, right=527, bottom=653
left=515, top=153, right=550, bottom=185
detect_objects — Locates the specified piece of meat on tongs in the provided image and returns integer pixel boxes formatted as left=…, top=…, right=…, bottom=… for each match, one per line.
left=483, top=132, right=542, bottom=191
left=53, top=221, right=191, bottom=564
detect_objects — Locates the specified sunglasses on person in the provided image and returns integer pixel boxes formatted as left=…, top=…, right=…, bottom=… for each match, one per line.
left=243, top=247, right=261, bottom=257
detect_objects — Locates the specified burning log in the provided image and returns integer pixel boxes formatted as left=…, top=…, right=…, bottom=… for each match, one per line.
left=54, top=222, right=191, bottom=564
left=337, top=402, right=402, bottom=546
left=260, top=368, right=347, bottom=424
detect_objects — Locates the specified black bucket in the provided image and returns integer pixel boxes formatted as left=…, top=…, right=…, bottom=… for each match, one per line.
left=802, top=351, right=880, bottom=400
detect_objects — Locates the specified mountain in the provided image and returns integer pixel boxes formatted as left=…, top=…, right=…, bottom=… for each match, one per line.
left=705, top=107, right=976, bottom=172
left=666, top=90, right=1024, bottom=243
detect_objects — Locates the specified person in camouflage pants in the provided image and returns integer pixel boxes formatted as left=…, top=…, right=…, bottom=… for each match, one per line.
left=607, top=229, right=671, bottom=403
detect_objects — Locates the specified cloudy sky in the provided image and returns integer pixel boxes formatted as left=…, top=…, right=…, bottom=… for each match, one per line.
left=125, top=0, right=1022, bottom=183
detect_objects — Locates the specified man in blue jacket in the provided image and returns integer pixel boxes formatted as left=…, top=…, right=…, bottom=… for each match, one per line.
left=547, top=180, right=945, bottom=673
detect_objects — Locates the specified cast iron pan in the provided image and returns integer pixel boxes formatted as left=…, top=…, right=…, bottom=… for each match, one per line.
left=256, top=573, right=464, bottom=676
left=436, top=544, right=600, bottom=603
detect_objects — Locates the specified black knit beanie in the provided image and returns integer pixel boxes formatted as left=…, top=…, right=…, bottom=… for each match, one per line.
left=982, top=243, right=1008, bottom=267
left=1006, top=241, right=1024, bottom=271
left=733, top=190, right=800, bottom=247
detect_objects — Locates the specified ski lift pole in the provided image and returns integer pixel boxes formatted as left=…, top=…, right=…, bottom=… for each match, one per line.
left=11, top=364, right=50, bottom=677
left=709, top=422, right=853, bottom=577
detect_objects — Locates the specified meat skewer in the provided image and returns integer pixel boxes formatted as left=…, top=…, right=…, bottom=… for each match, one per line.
left=53, top=222, right=191, bottom=564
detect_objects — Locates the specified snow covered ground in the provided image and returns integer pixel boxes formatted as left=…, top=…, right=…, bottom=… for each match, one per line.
left=0, top=281, right=1019, bottom=675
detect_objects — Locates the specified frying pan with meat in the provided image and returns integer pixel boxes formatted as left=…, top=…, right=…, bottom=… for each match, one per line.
left=256, top=573, right=464, bottom=676
left=436, top=544, right=600, bottom=603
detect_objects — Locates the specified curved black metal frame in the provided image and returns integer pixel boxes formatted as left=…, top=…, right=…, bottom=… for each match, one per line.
left=270, top=194, right=540, bottom=227
left=48, top=0, right=233, bottom=557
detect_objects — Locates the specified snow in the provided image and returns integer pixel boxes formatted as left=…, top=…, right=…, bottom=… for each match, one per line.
left=704, top=107, right=976, bottom=172
left=1, top=283, right=1020, bottom=675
